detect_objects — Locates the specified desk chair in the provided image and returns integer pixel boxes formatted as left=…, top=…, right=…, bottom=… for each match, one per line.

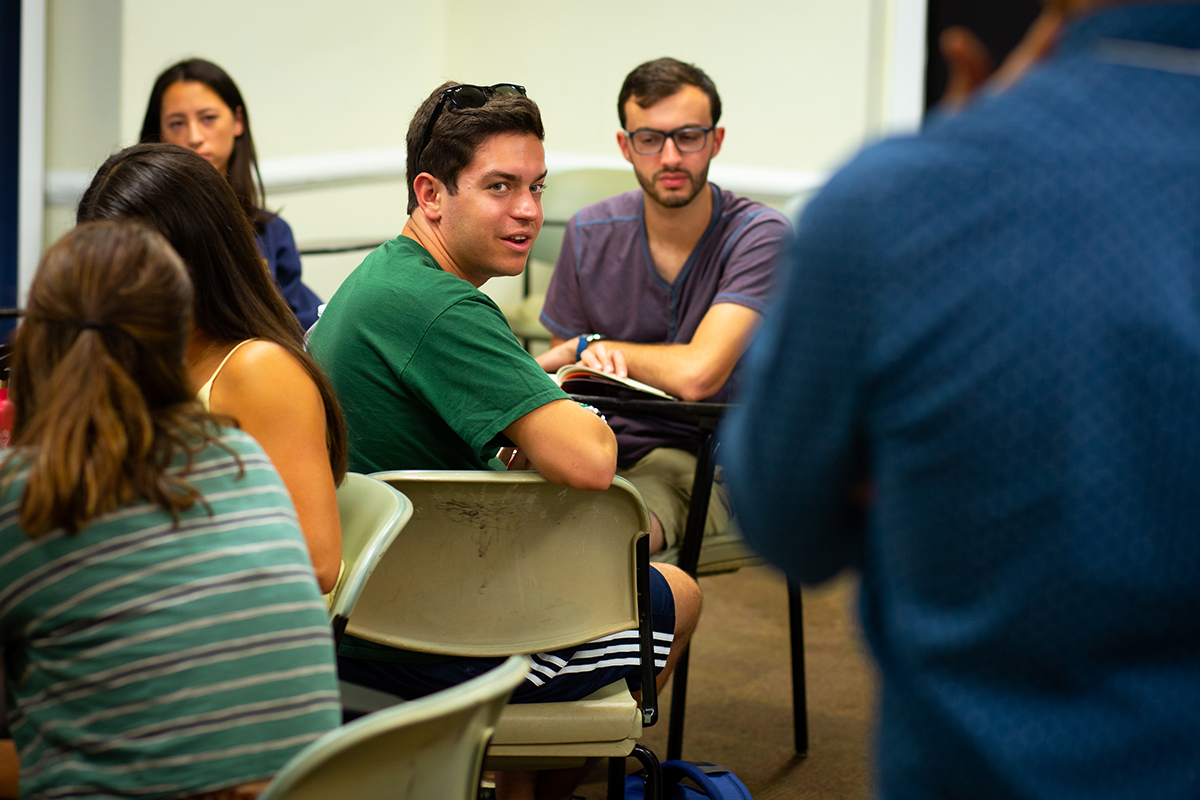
left=351, top=471, right=665, bottom=800
left=258, top=655, right=528, bottom=800
left=328, top=473, right=413, bottom=649
left=656, top=530, right=759, bottom=575
left=567, top=397, right=809, bottom=761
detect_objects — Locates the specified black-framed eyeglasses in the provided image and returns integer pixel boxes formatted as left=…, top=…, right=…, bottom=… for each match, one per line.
left=624, top=125, right=715, bottom=156
left=414, top=83, right=528, bottom=171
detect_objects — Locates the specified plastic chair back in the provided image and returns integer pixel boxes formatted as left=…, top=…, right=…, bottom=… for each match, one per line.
left=351, top=472, right=650, bottom=657
left=329, top=473, right=413, bottom=622
left=258, top=655, right=528, bottom=800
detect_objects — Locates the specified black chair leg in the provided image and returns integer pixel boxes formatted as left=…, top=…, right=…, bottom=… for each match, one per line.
left=788, top=580, right=809, bottom=756
left=663, top=425, right=719, bottom=763
left=666, top=644, right=690, bottom=761
left=606, top=755, right=626, bottom=800
left=626, top=743, right=663, bottom=800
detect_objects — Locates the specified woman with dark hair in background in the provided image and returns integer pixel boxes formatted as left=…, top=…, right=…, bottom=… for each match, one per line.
left=140, top=57, right=323, bottom=329
left=0, top=222, right=339, bottom=800
left=78, top=143, right=347, bottom=594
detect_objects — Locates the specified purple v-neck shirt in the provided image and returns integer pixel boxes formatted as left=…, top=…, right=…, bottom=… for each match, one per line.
left=541, top=184, right=790, bottom=464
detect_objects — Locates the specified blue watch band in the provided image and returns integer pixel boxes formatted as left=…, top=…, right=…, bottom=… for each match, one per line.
left=576, top=334, right=602, bottom=361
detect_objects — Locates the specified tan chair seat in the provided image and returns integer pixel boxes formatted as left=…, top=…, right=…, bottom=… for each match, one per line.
left=492, top=680, right=641, bottom=746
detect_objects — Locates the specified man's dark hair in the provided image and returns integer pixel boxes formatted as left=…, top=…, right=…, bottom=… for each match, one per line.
left=617, top=58, right=722, bottom=129
left=406, top=81, right=545, bottom=215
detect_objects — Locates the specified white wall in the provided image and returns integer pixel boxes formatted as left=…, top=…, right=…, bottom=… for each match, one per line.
left=40, top=0, right=922, bottom=305
left=18, top=0, right=48, bottom=305
left=447, top=0, right=878, bottom=173
left=41, top=0, right=121, bottom=270
left=118, top=1, right=448, bottom=158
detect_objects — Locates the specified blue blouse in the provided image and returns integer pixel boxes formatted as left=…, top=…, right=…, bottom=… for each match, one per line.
left=255, top=213, right=322, bottom=330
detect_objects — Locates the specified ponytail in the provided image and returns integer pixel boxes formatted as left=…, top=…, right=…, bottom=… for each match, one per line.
left=2, top=222, right=233, bottom=538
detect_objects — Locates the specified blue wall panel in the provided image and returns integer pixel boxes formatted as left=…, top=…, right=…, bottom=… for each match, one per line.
left=1, top=0, right=22, bottom=333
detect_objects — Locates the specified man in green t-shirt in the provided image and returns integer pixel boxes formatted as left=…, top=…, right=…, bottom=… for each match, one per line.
left=309, top=83, right=701, bottom=800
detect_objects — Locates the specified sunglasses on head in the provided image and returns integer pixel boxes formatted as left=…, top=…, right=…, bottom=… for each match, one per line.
left=414, top=83, right=528, bottom=171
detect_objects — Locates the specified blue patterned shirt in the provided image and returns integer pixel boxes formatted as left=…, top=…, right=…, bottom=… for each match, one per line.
left=723, top=5, right=1200, bottom=798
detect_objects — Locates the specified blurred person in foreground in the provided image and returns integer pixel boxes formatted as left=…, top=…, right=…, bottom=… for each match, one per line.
left=723, top=1, right=1200, bottom=798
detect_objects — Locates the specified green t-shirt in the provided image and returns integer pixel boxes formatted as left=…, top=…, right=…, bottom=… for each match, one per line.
left=309, top=236, right=569, bottom=663
left=309, top=236, right=567, bottom=475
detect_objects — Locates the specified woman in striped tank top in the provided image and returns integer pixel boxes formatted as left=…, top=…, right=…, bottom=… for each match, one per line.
left=0, top=223, right=340, bottom=800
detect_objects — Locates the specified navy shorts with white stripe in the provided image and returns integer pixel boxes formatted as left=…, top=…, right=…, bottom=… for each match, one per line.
left=337, top=565, right=676, bottom=703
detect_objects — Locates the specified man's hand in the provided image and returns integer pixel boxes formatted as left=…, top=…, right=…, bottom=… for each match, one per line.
left=939, top=26, right=995, bottom=110
left=580, top=340, right=628, bottom=377
left=536, top=334, right=631, bottom=377
left=535, top=336, right=583, bottom=373
left=497, top=447, right=534, bottom=471
left=542, top=304, right=761, bottom=400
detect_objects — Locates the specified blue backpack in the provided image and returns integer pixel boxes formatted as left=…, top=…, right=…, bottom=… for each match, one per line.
left=625, top=760, right=753, bottom=799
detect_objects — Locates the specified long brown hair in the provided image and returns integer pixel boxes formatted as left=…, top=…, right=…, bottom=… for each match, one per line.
left=139, top=58, right=269, bottom=229
left=77, top=144, right=348, bottom=483
left=2, top=222, right=233, bottom=537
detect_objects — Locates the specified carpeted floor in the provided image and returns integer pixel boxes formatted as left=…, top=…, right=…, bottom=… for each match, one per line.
left=576, top=567, right=878, bottom=799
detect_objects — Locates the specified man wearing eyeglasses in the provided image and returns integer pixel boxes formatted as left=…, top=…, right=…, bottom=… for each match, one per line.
left=536, top=58, right=790, bottom=553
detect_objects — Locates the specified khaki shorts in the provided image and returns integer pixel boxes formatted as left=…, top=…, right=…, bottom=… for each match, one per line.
left=618, top=447, right=732, bottom=548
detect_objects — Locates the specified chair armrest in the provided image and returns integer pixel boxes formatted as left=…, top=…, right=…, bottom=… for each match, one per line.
left=636, top=534, right=658, bottom=727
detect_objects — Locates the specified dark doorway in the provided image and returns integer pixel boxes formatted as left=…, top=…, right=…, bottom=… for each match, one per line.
left=1, top=0, right=20, bottom=331
left=925, top=0, right=1043, bottom=111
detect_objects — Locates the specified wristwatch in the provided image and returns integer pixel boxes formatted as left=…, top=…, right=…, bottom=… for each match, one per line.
left=576, top=333, right=604, bottom=361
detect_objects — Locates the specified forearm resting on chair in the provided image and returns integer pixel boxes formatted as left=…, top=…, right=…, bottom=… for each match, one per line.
left=503, top=399, right=617, bottom=491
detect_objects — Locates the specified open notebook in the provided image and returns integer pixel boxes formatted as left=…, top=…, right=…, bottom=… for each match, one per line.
left=554, top=364, right=677, bottom=401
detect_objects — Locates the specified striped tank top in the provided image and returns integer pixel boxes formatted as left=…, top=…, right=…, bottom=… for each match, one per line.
left=0, top=428, right=340, bottom=799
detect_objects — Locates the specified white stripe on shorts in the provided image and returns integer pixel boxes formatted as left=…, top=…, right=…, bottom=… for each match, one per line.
left=521, top=629, right=674, bottom=688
